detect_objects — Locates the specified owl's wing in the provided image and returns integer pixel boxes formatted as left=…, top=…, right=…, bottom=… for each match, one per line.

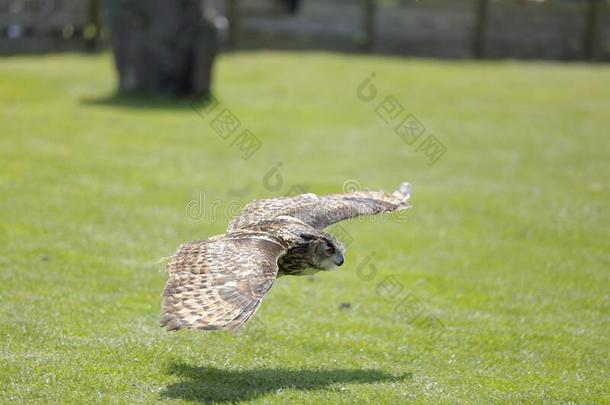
left=160, top=231, right=288, bottom=331
left=227, top=182, right=411, bottom=232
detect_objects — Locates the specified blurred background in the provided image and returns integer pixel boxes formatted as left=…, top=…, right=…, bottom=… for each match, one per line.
left=3, top=0, right=609, bottom=96
left=2, top=0, right=610, bottom=60
left=1, top=0, right=608, bottom=403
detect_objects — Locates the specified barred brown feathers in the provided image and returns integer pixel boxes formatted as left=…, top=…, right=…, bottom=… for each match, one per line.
left=160, top=182, right=411, bottom=331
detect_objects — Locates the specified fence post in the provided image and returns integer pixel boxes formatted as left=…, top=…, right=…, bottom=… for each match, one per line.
left=227, top=0, right=239, bottom=48
left=473, top=0, right=489, bottom=58
left=584, top=0, right=601, bottom=61
left=362, top=0, right=376, bottom=51
left=86, top=0, right=101, bottom=51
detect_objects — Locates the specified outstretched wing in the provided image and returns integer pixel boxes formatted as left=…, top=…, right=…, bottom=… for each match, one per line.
left=227, top=182, right=411, bottom=232
left=160, top=231, right=288, bottom=331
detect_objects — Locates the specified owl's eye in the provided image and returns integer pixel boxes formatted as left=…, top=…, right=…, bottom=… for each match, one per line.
left=324, top=244, right=335, bottom=255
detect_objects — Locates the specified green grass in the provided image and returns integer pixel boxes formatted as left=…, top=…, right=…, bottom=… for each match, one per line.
left=0, top=51, right=608, bottom=404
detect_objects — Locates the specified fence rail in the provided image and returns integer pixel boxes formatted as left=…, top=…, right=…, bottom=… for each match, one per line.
left=214, top=0, right=610, bottom=61
left=0, top=0, right=102, bottom=54
left=1, top=0, right=608, bottom=61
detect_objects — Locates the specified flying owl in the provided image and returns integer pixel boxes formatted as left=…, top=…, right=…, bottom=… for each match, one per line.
left=160, top=182, right=411, bottom=331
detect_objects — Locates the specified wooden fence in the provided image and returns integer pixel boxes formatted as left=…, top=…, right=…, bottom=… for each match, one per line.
left=214, top=0, right=610, bottom=61
left=1, top=0, right=608, bottom=61
left=0, top=0, right=102, bottom=54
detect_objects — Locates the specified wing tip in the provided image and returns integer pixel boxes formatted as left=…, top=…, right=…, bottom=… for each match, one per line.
left=397, top=182, right=411, bottom=198
left=390, top=181, right=411, bottom=207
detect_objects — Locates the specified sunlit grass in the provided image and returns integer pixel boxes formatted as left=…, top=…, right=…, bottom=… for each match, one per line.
left=0, top=52, right=608, bottom=403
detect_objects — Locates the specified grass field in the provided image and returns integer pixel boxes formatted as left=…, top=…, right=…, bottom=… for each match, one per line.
left=0, top=51, right=609, bottom=404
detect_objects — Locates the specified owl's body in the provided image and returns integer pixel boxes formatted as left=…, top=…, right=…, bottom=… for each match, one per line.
left=277, top=244, right=314, bottom=276
left=160, top=182, right=411, bottom=331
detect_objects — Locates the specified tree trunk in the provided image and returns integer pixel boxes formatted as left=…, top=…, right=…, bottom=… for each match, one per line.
left=105, top=0, right=218, bottom=97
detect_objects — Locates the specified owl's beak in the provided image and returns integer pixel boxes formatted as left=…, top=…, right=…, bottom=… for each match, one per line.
left=332, top=252, right=344, bottom=266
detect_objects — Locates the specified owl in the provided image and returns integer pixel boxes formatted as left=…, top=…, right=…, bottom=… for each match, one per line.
left=160, top=182, right=411, bottom=331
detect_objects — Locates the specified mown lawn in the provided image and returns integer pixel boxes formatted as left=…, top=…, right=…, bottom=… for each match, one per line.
left=0, top=52, right=608, bottom=404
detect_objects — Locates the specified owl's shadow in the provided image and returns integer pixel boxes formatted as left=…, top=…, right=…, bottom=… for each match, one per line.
left=162, top=362, right=411, bottom=403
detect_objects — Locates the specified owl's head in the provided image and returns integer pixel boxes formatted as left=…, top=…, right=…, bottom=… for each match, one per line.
left=306, top=233, right=345, bottom=271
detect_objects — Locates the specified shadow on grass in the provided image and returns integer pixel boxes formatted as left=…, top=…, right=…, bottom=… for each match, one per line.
left=80, top=92, right=216, bottom=111
left=162, top=362, right=411, bottom=403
